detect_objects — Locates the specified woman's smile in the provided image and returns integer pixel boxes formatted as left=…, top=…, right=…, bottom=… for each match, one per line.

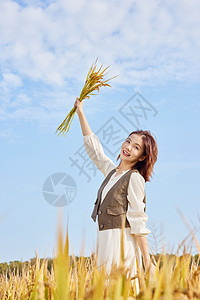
left=122, top=149, right=131, bottom=157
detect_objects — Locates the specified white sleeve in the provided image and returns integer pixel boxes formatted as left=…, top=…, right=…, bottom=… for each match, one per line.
left=126, top=172, right=151, bottom=235
left=83, top=132, right=117, bottom=177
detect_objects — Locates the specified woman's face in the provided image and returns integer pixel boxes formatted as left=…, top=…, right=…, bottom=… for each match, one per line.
left=119, top=133, right=146, bottom=164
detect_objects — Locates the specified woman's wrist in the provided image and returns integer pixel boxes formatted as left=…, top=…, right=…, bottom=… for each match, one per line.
left=77, top=109, right=84, bottom=117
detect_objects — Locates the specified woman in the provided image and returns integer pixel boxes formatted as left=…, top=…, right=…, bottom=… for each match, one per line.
left=74, top=97, right=157, bottom=291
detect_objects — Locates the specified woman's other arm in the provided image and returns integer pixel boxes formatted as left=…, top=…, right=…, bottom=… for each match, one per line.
left=134, top=235, right=156, bottom=281
left=126, top=172, right=155, bottom=275
left=134, top=235, right=151, bottom=270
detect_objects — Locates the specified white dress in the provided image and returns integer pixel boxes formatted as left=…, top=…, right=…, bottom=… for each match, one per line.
left=83, top=132, right=150, bottom=291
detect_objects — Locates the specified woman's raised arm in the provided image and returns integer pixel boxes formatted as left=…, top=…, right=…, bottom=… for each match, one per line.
left=74, top=97, right=93, bottom=136
left=74, top=97, right=116, bottom=176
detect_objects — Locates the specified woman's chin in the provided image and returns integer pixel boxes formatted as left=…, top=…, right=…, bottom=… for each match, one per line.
left=120, top=153, right=129, bottom=160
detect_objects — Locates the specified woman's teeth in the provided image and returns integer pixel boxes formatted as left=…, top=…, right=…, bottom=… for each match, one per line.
left=123, top=150, right=130, bottom=157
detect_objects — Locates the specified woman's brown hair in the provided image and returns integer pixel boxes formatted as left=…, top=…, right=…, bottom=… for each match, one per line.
left=116, top=130, right=158, bottom=183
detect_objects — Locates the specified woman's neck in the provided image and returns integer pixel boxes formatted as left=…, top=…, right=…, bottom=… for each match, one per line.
left=117, top=161, right=136, bottom=171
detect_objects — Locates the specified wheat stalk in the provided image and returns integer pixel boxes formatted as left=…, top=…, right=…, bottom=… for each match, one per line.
left=55, top=57, right=118, bottom=137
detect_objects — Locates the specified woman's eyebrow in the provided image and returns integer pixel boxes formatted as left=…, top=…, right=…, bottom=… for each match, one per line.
left=127, top=137, right=142, bottom=148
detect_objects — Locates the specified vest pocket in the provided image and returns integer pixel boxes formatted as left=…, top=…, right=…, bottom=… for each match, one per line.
left=106, top=206, right=126, bottom=215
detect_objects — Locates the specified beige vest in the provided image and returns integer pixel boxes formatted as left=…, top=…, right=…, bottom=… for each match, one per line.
left=91, top=168, right=146, bottom=231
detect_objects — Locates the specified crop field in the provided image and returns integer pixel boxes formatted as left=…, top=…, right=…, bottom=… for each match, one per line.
left=0, top=222, right=199, bottom=300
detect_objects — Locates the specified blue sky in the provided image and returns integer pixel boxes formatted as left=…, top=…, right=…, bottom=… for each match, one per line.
left=0, top=0, right=200, bottom=263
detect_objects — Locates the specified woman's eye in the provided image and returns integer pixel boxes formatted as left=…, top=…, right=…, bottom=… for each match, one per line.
left=126, top=140, right=139, bottom=150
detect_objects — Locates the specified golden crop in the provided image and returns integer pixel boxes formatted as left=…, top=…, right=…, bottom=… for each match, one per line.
left=55, top=58, right=118, bottom=137
left=0, top=217, right=199, bottom=299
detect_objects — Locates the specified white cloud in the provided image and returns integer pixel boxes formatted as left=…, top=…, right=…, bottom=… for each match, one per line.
left=9, top=94, right=32, bottom=107
left=0, top=0, right=200, bottom=135
left=0, top=73, right=22, bottom=88
left=0, top=0, right=199, bottom=86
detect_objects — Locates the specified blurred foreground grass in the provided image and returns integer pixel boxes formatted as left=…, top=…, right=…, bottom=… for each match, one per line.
left=0, top=217, right=199, bottom=300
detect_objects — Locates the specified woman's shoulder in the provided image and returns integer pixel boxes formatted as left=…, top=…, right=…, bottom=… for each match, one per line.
left=129, top=170, right=145, bottom=185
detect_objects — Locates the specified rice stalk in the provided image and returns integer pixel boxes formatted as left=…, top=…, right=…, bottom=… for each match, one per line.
left=55, top=57, right=118, bottom=137
left=0, top=213, right=200, bottom=299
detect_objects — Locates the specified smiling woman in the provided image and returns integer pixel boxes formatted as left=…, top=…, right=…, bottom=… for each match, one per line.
left=116, top=131, right=158, bottom=182
left=75, top=97, right=158, bottom=293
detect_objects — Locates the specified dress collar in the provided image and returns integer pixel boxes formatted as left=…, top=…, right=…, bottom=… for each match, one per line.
left=115, top=167, right=132, bottom=172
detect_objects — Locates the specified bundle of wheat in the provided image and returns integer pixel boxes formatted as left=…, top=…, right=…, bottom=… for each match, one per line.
left=55, top=57, right=118, bottom=137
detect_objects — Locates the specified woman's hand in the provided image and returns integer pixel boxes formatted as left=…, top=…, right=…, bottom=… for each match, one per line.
left=74, top=97, right=84, bottom=115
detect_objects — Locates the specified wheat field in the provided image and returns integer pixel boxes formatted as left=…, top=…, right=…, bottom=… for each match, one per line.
left=0, top=218, right=199, bottom=300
